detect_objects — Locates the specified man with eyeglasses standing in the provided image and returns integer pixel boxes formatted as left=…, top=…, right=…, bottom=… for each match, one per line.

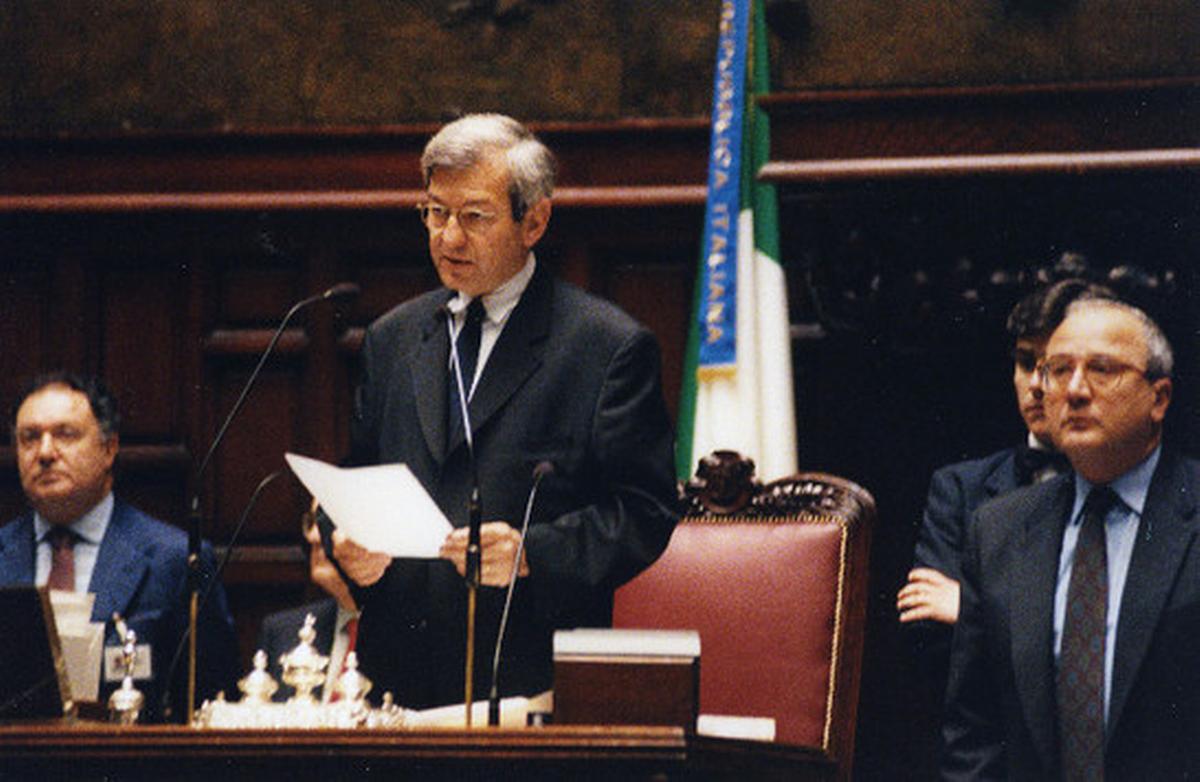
left=324, top=114, right=679, bottom=710
left=896, top=278, right=1110, bottom=772
left=942, top=297, right=1200, bottom=780
left=899, top=279, right=1111, bottom=631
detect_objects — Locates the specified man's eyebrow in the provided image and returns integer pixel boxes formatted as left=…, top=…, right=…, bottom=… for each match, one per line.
left=426, top=194, right=497, bottom=208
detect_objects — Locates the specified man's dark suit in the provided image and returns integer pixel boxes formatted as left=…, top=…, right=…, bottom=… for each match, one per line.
left=341, top=264, right=679, bottom=709
left=257, top=597, right=338, bottom=702
left=942, top=449, right=1200, bottom=780
left=0, top=499, right=240, bottom=722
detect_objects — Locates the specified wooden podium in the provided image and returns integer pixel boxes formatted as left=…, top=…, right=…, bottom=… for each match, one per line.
left=0, top=721, right=834, bottom=781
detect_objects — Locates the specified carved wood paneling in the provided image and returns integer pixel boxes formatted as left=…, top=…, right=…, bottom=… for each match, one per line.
left=763, top=78, right=1200, bottom=164
left=103, top=264, right=184, bottom=441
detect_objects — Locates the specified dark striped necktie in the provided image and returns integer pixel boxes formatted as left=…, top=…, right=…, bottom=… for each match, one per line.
left=46, top=525, right=78, bottom=592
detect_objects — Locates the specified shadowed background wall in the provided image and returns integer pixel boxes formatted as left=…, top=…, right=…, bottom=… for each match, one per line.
left=2, top=2, right=1199, bottom=779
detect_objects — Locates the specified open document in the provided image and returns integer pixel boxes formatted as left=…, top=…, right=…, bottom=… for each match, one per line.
left=285, top=453, right=452, bottom=558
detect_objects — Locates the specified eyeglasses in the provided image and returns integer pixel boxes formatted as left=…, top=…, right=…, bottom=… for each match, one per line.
left=416, top=202, right=500, bottom=235
left=1039, top=354, right=1151, bottom=393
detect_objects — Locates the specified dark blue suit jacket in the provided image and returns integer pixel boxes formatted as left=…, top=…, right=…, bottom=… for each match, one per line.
left=256, top=597, right=338, bottom=702
left=341, top=264, right=679, bottom=709
left=906, top=447, right=1025, bottom=742
left=943, top=450, right=1200, bottom=780
left=0, top=499, right=239, bottom=722
left=914, top=447, right=1021, bottom=582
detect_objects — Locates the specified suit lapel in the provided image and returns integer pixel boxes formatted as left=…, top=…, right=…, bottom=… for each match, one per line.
left=1011, top=476, right=1074, bottom=771
left=413, top=301, right=452, bottom=465
left=89, top=502, right=151, bottom=624
left=983, top=449, right=1021, bottom=499
left=0, top=513, right=37, bottom=585
left=446, top=268, right=551, bottom=455
left=1108, top=451, right=1198, bottom=739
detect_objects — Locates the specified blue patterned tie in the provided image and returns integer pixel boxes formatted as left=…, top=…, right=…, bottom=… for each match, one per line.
left=1057, top=485, right=1115, bottom=781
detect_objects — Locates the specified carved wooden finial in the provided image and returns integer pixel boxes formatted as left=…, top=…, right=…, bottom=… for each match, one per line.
left=683, top=449, right=760, bottom=515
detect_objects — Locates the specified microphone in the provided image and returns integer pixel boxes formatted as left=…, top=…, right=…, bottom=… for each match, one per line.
left=323, top=282, right=361, bottom=301
left=488, top=460, right=554, bottom=727
left=194, top=283, right=360, bottom=485
left=160, top=470, right=283, bottom=720
left=444, top=304, right=484, bottom=724
left=177, top=282, right=359, bottom=722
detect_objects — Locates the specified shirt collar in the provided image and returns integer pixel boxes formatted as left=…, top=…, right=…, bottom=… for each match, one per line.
left=1071, top=444, right=1161, bottom=520
left=336, top=604, right=361, bottom=631
left=446, top=252, right=536, bottom=326
left=34, top=492, right=114, bottom=546
left=1027, top=431, right=1053, bottom=451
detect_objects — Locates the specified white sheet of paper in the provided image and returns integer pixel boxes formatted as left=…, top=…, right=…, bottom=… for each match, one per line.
left=61, top=623, right=104, bottom=701
left=285, top=453, right=453, bottom=558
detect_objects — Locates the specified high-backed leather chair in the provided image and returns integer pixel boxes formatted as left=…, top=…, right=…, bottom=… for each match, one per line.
left=612, top=451, right=875, bottom=780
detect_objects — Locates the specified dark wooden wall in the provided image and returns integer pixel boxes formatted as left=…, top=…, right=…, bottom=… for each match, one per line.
left=3, top=80, right=1199, bottom=779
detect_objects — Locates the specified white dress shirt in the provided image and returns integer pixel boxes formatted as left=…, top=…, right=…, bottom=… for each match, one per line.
left=445, top=253, right=536, bottom=399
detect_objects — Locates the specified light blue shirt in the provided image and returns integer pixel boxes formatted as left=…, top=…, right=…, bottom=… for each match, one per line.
left=33, top=493, right=114, bottom=594
left=1053, top=445, right=1159, bottom=725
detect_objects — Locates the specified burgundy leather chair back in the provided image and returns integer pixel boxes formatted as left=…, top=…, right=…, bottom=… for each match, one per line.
left=612, top=457, right=874, bottom=778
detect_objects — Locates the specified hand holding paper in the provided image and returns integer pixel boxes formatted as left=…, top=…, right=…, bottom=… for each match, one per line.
left=331, top=529, right=392, bottom=586
left=285, top=453, right=453, bottom=558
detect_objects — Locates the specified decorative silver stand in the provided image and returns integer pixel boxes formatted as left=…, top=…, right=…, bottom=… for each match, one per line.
left=107, top=627, right=145, bottom=724
left=194, top=613, right=404, bottom=729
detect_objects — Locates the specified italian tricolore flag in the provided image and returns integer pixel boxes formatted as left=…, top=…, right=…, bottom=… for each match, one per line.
left=675, top=0, right=797, bottom=482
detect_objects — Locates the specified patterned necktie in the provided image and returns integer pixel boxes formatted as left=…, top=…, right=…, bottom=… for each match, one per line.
left=1057, top=485, right=1116, bottom=781
left=46, top=526, right=77, bottom=592
left=447, top=298, right=485, bottom=445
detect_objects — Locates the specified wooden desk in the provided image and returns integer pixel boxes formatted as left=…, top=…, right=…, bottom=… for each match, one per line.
left=0, top=721, right=834, bottom=781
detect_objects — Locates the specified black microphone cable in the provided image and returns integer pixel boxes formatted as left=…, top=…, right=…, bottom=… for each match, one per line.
left=488, top=461, right=555, bottom=727
left=161, top=469, right=283, bottom=720
left=176, top=281, right=358, bottom=722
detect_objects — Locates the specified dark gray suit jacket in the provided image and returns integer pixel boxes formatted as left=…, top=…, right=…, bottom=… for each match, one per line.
left=0, top=499, right=239, bottom=722
left=942, top=450, right=1200, bottom=780
left=342, top=264, right=679, bottom=709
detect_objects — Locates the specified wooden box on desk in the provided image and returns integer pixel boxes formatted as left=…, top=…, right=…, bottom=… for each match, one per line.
left=552, top=628, right=700, bottom=730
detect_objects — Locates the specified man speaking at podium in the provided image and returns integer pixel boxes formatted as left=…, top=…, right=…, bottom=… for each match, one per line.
left=327, top=114, right=679, bottom=710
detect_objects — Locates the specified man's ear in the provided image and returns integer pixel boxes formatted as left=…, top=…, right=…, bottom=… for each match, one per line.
left=521, top=198, right=552, bottom=249
left=1151, top=377, right=1172, bottom=423
left=102, top=433, right=120, bottom=470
